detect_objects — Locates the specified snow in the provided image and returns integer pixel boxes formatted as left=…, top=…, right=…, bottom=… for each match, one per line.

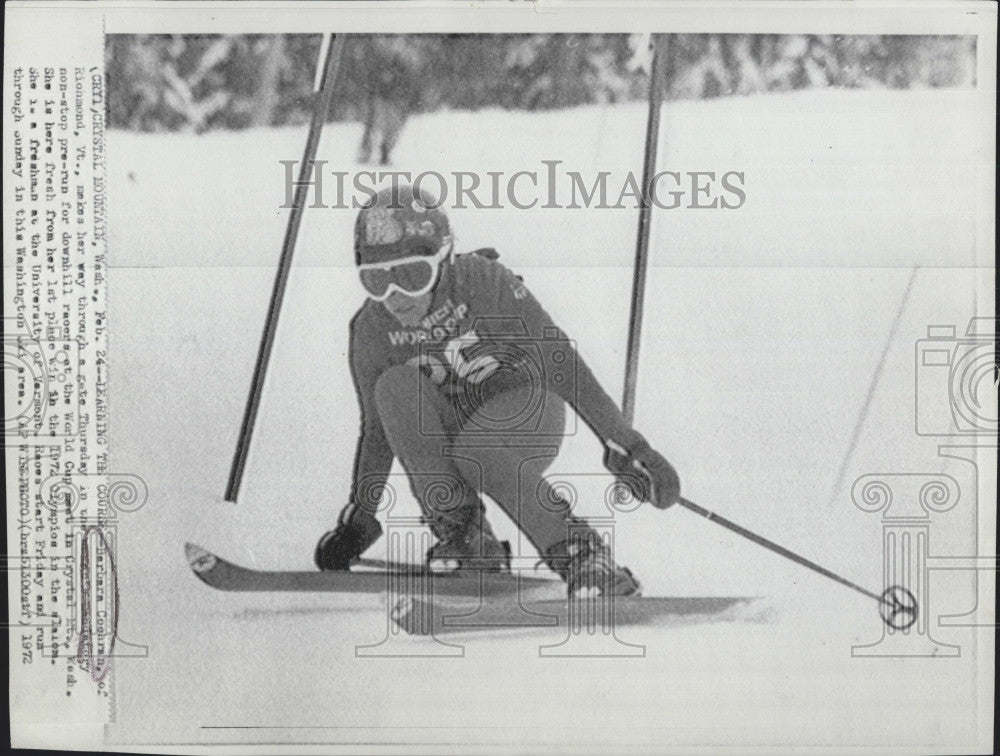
left=105, top=88, right=992, bottom=750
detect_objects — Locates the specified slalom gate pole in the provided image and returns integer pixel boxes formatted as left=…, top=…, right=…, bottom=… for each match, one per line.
left=225, top=33, right=347, bottom=502
left=622, top=33, right=667, bottom=425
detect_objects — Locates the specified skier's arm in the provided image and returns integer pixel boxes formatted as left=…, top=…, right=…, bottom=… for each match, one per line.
left=534, top=316, right=643, bottom=450
left=481, top=264, right=641, bottom=448
left=484, top=261, right=680, bottom=508
left=346, top=322, right=394, bottom=519
left=314, top=318, right=391, bottom=570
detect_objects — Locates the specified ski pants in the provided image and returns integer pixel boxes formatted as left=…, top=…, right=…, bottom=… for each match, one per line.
left=373, top=363, right=580, bottom=556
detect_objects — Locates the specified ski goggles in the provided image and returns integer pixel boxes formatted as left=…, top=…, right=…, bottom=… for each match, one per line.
left=358, top=242, right=452, bottom=301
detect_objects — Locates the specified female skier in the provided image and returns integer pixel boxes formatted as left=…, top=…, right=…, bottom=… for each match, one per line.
left=315, top=184, right=680, bottom=595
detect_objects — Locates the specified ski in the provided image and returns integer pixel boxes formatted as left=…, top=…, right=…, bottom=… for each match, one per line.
left=390, top=594, right=760, bottom=636
left=185, top=543, right=559, bottom=597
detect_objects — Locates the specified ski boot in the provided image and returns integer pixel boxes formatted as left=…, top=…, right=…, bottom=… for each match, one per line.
left=544, top=532, right=641, bottom=596
left=426, top=518, right=511, bottom=573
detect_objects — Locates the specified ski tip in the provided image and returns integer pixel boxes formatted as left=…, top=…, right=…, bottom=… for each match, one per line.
left=184, top=542, right=219, bottom=574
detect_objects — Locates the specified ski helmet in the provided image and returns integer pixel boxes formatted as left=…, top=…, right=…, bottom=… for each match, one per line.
left=354, top=184, right=452, bottom=266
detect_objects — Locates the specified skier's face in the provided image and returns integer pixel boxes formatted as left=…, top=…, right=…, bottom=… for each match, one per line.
left=383, top=288, right=433, bottom=326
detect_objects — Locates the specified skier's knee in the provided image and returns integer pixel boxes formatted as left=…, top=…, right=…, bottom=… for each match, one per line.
left=450, top=452, right=486, bottom=494
left=373, top=363, right=424, bottom=417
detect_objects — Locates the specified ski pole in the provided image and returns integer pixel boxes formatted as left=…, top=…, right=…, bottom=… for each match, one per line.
left=678, top=496, right=883, bottom=602
left=605, top=447, right=917, bottom=630
left=675, top=496, right=916, bottom=630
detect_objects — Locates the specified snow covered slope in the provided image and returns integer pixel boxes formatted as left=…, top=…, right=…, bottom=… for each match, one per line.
left=105, top=88, right=993, bottom=749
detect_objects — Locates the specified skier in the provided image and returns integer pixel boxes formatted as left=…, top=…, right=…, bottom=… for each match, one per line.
left=352, top=37, right=420, bottom=165
left=315, top=184, right=680, bottom=595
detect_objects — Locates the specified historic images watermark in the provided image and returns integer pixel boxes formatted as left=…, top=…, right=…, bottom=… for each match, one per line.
left=280, top=161, right=748, bottom=211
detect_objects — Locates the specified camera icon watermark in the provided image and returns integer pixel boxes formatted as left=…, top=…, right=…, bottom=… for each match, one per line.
left=915, top=317, right=997, bottom=437
left=3, top=315, right=81, bottom=439
left=416, top=318, right=579, bottom=439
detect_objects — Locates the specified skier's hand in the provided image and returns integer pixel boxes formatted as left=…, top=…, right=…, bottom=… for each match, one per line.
left=314, top=509, right=383, bottom=571
left=603, top=439, right=680, bottom=510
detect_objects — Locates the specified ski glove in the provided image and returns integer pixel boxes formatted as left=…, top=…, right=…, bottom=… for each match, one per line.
left=314, top=510, right=383, bottom=571
left=603, top=438, right=680, bottom=510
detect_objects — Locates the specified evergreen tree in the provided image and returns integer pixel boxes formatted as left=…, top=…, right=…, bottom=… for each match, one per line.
left=105, top=33, right=976, bottom=133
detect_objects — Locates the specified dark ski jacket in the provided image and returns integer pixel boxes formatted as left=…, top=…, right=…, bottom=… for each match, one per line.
left=348, top=250, right=643, bottom=504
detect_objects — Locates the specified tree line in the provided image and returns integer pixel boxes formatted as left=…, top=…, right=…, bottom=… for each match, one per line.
left=105, top=34, right=976, bottom=133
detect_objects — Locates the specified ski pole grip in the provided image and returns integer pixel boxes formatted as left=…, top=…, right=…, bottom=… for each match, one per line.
left=603, top=442, right=651, bottom=503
